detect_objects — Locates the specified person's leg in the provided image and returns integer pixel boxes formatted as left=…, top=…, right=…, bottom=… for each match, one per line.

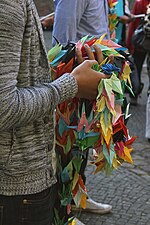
left=147, top=52, right=150, bottom=92
left=145, top=94, right=150, bottom=141
left=129, top=56, right=141, bottom=97
left=133, top=49, right=146, bottom=85
left=146, top=52, right=150, bottom=141
left=71, top=146, right=89, bottom=184
left=0, top=184, right=57, bottom=225
left=130, top=49, right=147, bottom=105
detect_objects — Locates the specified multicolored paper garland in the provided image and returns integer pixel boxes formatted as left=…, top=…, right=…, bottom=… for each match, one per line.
left=107, top=0, right=119, bottom=38
left=48, top=35, right=136, bottom=225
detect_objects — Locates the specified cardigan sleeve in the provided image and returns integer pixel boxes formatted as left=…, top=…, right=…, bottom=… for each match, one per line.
left=0, top=0, right=78, bottom=131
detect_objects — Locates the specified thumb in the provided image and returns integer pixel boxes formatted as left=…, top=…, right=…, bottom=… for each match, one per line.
left=83, top=59, right=98, bottom=68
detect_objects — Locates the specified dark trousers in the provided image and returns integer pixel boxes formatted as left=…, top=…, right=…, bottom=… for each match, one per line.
left=0, top=184, right=57, bottom=225
left=72, top=146, right=89, bottom=184
left=133, top=49, right=147, bottom=84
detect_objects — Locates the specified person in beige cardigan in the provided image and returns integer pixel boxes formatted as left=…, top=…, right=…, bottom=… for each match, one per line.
left=0, top=1, right=109, bottom=225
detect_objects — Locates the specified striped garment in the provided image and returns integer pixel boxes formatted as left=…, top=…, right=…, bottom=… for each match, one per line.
left=52, top=0, right=110, bottom=46
left=0, top=0, right=78, bottom=196
left=144, top=3, right=150, bottom=36
left=145, top=4, right=150, bottom=138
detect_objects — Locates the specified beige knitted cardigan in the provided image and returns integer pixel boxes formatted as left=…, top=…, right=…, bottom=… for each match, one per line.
left=0, top=0, right=78, bottom=195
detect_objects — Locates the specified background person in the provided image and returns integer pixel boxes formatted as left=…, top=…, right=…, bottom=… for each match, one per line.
left=52, top=0, right=110, bottom=46
left=126, top=0, right=150, bottom=105
left=0, top=1, right=110, bottom=225
left=115, top=0, right=135, bottom=46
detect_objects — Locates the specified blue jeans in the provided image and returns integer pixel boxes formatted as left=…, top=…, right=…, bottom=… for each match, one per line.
left=0, top=184, right=57, bottom=225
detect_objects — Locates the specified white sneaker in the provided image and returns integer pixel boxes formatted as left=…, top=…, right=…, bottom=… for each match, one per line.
left=85, top=198, right=112, bottom=214
left=74, top=218, right=85, bottom=225
left=72, top=198, right=112, bottom=214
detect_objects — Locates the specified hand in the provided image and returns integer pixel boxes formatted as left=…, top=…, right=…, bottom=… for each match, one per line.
left=119, top=15, right=134, bottom=24
left=76, top=43, right=114, bottom=65
left=129, top=14, right=136, bottom=22
left=71, top=62, right=108, bottom=100
left=76, top=44, right=104, bottom=64
left=41, top=17, right=54, bottom=30
left=71, top=44, right=111, bottom=99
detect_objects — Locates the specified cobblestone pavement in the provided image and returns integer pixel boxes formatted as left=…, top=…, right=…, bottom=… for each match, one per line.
left=43, top=31, right=150, bottom=225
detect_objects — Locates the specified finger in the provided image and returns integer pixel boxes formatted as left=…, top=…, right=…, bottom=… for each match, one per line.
left=95, top=71, right=110, bottom=79
left=90, top=69, right=111, bottom=80
left=83, top=59, right=98, bottom=68
left=84, top=44, right=95, bottom=60
left=99, top=72, right=111, bottom=79
left=76, top=47, right=84, bottom=64
left=108, top=54, right=114, bottom=64
left=93, top=44, right=103, bottom=64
